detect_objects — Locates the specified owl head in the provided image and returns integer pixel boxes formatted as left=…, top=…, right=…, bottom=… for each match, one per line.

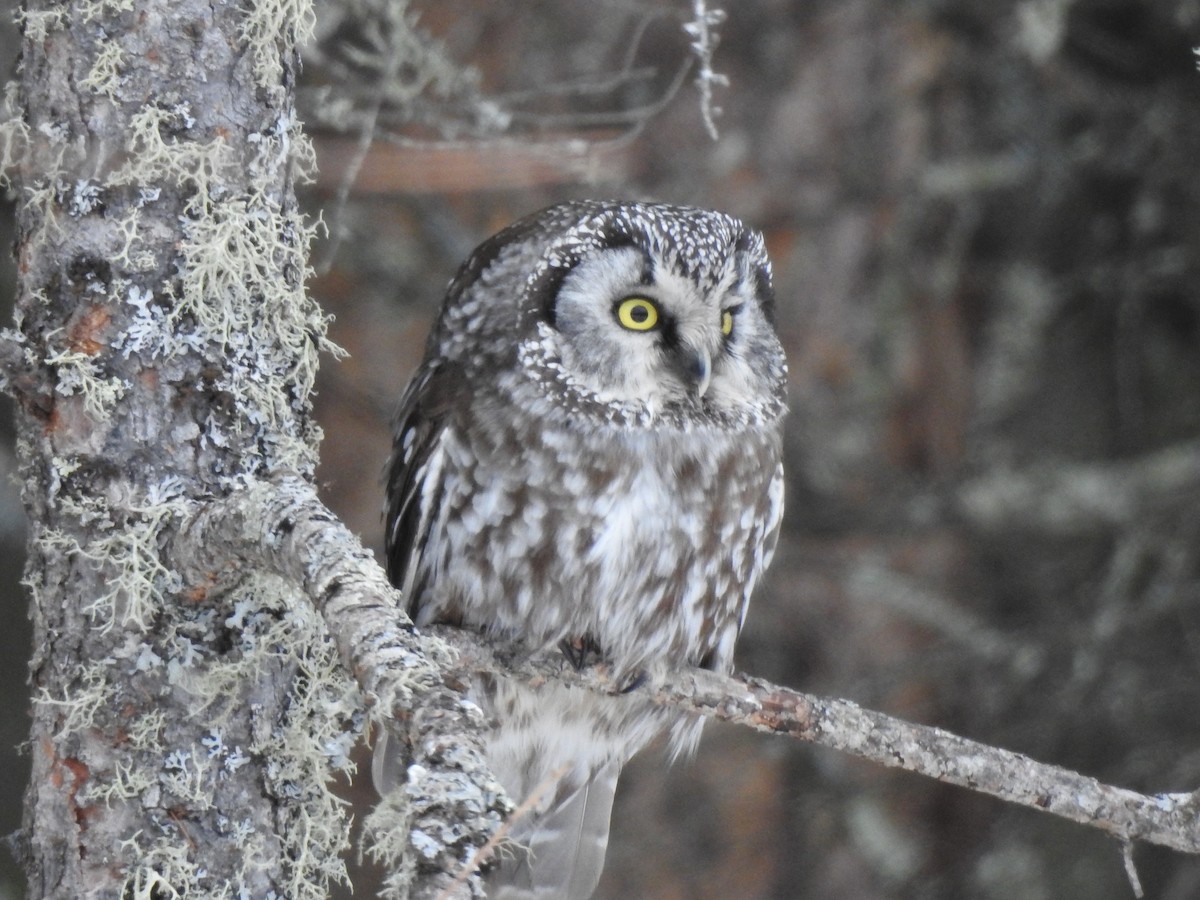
left=436, top=201, right=787, bottom=427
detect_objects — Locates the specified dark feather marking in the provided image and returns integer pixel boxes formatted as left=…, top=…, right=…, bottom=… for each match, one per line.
left=755, top=264, right=776, bottom=324
left=530, top=229, right=641, bottom=329
left=383, top=360, right=467, bottom=601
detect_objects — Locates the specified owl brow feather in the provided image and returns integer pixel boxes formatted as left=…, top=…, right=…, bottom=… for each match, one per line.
left=526, top=224, right=646, bottom=328
left=455, top=202, right=766, bottom=338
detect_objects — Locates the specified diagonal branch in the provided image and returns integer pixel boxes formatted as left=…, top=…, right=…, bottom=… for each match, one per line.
left=165, top=474, right=1200, bottom=894
left=166, top=475, right=509, bottom=897
left=432, top=625, right=1200, bottom=858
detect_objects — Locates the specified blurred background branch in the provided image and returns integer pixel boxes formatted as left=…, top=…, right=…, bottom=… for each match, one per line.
left=1, top=0, right=1199, bottom=897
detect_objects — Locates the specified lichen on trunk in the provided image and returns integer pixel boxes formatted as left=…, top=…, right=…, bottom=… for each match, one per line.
left=5, top=0, right=359, bottom=896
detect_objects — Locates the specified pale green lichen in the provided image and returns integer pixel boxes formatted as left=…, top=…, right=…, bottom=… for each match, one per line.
left=23, top=0, right=361, bottom=895
left=38, top=490, right=183, bottom=632
left=241, top=0, right=317, bottom=91
left=79, top=40, right=125, bottom=97
left=362, top=791, right=417, bottom=900
left=86, top=757, right=157, bottom=805
left=0, top=113, right=29, bottom=190
left=172, top=197, right=323, bottom=367
left=120, top=840, right=190, bottom=900
left=106, top=102, right=339, bottom=479
left=13, top=180, right=67, bottom=258
left=100, top=573, right=364, bottom=899
left=111, top=105, right=234, bottom=206
left=12, top=6, right=65, bottom=44
left=76, top=0, right=135, bottom=25
left=108, top=208, right=156, bottom=271
left=31, top=651, right=117, bottom=741
left=243, top=586, right=362, bottom=898
left=43, top=347, right=129, bottom=420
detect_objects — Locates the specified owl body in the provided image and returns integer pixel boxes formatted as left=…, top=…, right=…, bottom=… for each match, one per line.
left=382, top=201, right=786, bottom=898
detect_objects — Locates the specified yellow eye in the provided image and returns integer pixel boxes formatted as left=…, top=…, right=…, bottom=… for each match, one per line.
left=721, top=309, right=734, bottom=336
left=616, top=297, right=659, bottom=331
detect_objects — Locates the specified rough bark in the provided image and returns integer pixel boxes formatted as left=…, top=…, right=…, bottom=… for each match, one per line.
left=165, top=475, right=510, bottom=899
left=6, top=0, right=366, bottom=896
left=7, top=1, right=1200, bottom=898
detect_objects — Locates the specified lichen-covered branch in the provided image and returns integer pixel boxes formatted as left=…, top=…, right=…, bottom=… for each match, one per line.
left=431, top=626, right=1200, bottom=859
left=165, top=475, right=509, bottom=898
left=6, top=0, right=370, bottom=896
left=161, top=471, right=1200, bottom=892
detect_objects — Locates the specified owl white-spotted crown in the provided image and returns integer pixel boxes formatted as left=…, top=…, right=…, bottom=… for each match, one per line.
left=429, top=200, right=786, bottom=429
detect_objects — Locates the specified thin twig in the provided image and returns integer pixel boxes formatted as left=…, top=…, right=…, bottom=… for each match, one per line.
left=315, top=0, right=407, bottom=274
left=684, top=0, right=728, bottom=140
left=1121, top=839, right=1145, bottom=898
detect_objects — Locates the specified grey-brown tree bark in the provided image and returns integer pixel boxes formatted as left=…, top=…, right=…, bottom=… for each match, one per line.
left=5, top=1, right=396, bottom=895
left=6, top=1, right=1200, bottom=899
left=5, top=2, right=508, bottom=894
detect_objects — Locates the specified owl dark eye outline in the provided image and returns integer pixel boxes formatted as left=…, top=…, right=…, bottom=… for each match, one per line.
left=615, top=296, right=660, bottom=331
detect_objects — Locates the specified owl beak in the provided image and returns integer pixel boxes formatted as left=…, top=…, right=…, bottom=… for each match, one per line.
left=681, top=347, right=712, bottom=398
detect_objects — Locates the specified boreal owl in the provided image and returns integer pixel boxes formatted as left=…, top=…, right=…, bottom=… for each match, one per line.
left=376, top=200, right=787, bottom=898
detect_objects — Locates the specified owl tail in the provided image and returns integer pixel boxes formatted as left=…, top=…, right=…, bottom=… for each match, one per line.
left=489, top=759, right=620, bottom=900
left=371, top=730, right=620, bottom=900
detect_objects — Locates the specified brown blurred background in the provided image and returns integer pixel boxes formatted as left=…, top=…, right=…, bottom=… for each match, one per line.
left=4, top=1, right=1200, bottom=897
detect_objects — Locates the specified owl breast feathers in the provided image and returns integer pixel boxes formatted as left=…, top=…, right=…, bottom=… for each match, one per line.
left=380, top=200, right=787, bottom=898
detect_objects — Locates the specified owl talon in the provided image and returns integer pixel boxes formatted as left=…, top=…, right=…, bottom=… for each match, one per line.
left=618, top=671, right=647, bottom=694
left=559, top=635, right=602, bottom=670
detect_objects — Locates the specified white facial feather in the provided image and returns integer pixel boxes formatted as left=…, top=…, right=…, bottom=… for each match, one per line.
left=549, top=243, right=778, bottom=422
left=552, top=247, right=669, bottom=405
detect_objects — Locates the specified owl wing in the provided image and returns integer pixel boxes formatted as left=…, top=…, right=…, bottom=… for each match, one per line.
left=729, top=456, right=786, bottom=645
left=384, top=358, right=465, bottom=613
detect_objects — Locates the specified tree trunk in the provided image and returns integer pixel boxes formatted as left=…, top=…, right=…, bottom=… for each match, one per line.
left=8, top=0, right=360, bottom=895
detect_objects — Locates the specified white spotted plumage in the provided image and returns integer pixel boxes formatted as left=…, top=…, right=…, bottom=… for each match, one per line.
left=379, top=201, right=787, bottom=898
